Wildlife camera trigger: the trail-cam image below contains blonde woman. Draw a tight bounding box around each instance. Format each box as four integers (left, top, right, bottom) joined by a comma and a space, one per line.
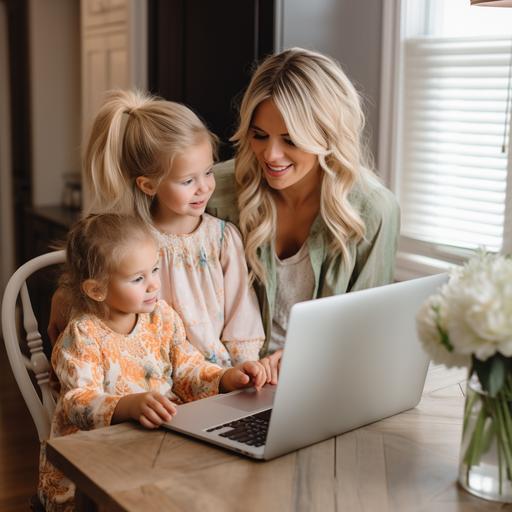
208, 47, 400, 374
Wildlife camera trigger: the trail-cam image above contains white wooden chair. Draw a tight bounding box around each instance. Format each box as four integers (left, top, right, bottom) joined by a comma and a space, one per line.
1, 250, 65, 442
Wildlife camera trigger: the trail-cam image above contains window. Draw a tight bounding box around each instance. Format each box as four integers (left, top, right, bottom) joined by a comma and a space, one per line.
380, 0, 512, 280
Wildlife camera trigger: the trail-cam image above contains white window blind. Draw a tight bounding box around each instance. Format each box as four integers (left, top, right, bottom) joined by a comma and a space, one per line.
400, 36, 512, 253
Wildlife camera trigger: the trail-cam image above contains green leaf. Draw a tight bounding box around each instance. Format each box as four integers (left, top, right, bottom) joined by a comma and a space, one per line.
489, 357, 507, 397
432, 304, 453, 352
473, 356, 491, 392
474, 355, 507, 397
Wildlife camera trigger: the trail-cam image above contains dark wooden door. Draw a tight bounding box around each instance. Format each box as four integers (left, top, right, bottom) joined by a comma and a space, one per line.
148, 0, 275, 160
3, 0, 32, 266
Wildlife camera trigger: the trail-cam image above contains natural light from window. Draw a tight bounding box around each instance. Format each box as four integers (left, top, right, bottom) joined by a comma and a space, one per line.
398, 0, 512, 259
427, 0, 512, 37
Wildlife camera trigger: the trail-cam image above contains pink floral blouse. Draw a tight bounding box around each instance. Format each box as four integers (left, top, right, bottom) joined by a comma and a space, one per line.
38, 300, 224, 512
154, 213, 264, 367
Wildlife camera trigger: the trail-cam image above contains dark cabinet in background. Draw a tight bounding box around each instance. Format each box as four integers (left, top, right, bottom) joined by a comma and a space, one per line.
147, 0, 275, 160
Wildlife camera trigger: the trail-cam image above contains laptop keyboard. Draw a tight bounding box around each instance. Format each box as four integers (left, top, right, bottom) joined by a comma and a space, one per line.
205, 409, 272, 447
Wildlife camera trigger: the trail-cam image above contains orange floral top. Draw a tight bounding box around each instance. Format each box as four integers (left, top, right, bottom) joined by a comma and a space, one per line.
38, 300, 224, 512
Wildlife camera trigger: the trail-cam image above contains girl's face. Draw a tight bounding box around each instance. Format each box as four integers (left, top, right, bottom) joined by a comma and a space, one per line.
143, 138, 215, 233
104, 238, 161, 317
249, 99, 320, 192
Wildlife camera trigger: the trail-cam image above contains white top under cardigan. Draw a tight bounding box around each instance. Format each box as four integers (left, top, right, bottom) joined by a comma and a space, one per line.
269, 242, 315, 353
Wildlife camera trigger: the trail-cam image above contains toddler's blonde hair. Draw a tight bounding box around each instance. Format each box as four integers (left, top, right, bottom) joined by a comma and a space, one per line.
84, 89, 218, 225
62, 213, 156, 318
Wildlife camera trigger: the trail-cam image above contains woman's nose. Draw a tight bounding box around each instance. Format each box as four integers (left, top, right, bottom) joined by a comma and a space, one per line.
263, 138, 284, 161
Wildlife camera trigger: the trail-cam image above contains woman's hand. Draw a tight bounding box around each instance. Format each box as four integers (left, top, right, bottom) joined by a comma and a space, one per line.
259, 349, 283, 385
113, 391, 177, 429
220, 361, 266, 392
47, 287, 72, 346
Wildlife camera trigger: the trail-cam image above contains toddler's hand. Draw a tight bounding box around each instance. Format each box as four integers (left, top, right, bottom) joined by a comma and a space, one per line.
260, 349, 283, 385
220, 361, 266, 393
115, 391, 177, 429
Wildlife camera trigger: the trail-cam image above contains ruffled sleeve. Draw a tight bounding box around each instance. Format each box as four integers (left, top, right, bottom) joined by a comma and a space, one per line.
219, 222, 265, 364
162, 302, 225, 401
52, 320, 123, 430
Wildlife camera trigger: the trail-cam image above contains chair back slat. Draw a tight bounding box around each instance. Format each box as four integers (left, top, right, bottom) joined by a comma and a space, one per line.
20, 282, 55, 415
1, 250, 65, 441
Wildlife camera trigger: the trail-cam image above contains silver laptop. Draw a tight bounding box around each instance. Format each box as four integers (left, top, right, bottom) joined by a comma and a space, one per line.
163, 273, 448, 460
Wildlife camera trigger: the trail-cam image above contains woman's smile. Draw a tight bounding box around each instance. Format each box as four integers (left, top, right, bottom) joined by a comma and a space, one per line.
264, 162, 293, 177
249, 99, 320, 192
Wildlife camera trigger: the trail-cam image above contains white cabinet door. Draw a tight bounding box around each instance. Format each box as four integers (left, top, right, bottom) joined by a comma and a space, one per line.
81, 30, 130, 135
82, 0, 128, 28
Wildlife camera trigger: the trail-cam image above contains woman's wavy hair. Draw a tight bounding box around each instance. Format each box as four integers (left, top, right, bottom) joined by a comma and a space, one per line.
83, 89, 218, 225
231, 47, 376, 284
61, 213, 155, 319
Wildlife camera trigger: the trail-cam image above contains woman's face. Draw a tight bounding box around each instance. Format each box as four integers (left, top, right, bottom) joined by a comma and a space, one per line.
249, 99, 320, 192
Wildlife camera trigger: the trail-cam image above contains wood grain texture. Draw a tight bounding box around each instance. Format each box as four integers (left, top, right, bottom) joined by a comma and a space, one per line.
47, 364, 512, 511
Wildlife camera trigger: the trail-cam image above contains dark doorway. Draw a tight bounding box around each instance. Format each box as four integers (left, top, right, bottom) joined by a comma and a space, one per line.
3, 0, 32, 267
147, 0, 275, 161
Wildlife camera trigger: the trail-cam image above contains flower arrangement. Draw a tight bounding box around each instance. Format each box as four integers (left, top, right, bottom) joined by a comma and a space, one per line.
416, 251, 512, 501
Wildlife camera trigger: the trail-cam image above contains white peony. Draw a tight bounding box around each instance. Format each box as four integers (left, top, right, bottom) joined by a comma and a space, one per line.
416, 294, 470, 368
443, 253, 512, 360
416, 252, 512, 365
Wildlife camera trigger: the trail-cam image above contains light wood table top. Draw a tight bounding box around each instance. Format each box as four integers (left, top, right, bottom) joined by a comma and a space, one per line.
47, 365, 512, 512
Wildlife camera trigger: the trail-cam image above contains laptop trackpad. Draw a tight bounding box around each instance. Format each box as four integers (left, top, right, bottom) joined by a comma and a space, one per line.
215, 385, 276, 412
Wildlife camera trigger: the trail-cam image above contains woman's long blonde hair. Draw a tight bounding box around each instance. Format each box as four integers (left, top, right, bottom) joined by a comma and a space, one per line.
232, 47, 375, 285
84, 89, 217, 224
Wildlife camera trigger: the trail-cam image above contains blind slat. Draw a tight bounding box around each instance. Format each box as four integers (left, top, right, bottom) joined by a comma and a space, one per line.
403, 183, 505, 203
401, 161, 506, 179
402, 174, 506, 192
398, 32, 511, 253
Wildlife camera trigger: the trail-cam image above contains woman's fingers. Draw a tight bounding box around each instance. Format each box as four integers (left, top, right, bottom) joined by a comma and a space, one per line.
268, 350, 282, 384
260, 351, 281, 385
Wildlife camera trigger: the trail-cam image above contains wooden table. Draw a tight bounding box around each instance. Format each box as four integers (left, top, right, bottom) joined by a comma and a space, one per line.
47, 365, 512, 511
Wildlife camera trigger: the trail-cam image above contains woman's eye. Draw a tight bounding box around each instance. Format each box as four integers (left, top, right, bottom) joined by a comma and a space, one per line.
284, 138, 296, 147
252, 132, 267, 140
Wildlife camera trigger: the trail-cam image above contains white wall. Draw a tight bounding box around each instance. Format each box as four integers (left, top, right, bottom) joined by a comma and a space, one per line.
278, 0, 383, 172
29, 0, 81, 207
0, 1, 14, 293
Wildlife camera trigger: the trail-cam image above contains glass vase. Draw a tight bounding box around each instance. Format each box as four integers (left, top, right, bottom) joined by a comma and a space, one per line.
458, 375, 512, 502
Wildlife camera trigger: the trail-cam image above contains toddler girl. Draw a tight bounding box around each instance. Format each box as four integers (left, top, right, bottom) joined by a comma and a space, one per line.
82, 89, 264, 368
39, 213, 266, 512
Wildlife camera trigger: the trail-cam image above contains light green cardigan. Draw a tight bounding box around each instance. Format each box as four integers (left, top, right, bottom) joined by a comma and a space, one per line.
207, 160, 401, 356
